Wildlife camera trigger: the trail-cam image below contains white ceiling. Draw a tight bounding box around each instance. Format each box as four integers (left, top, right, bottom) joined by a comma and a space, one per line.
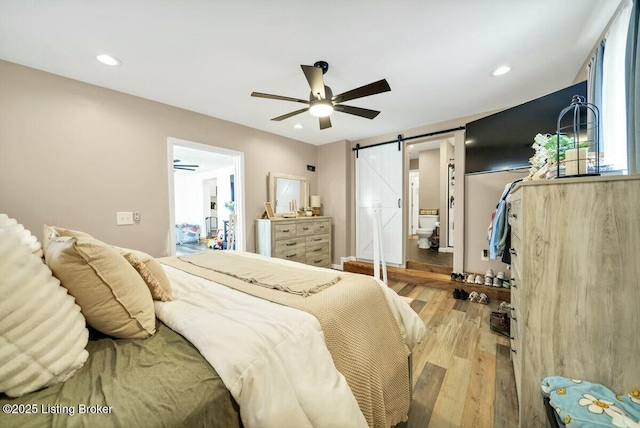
173, 145, 236, 175
0, 1, 622, 146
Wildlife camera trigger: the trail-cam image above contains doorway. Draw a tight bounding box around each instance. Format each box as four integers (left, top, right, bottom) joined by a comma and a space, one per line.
167, 137, 245, 255
406, 139, 453, 268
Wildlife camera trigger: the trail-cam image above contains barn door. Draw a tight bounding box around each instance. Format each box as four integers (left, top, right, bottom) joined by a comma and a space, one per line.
356, 143, 403, 265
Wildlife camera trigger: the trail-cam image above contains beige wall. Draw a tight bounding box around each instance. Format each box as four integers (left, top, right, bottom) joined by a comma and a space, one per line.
463, 169, 528, 276
0, 60, 318, 257
418, 149, 440, 211
317, 140, 351, 266
409, 158, 419, 170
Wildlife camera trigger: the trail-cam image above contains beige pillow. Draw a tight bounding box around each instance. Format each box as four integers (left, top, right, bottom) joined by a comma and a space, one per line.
120, 249, 173, 301
42, 225, 92, 254
45, 236, 156, 339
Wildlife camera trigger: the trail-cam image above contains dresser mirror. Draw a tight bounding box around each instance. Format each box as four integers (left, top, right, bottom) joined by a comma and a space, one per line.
268, 173, 309, 215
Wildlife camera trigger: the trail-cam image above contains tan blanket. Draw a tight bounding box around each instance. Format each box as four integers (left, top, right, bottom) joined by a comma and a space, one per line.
177, 252, 341, 297
160, 253, 410, 428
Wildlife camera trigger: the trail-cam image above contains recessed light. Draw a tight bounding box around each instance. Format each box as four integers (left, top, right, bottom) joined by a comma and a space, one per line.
465, 139, 474, 145
294, 124, 304, 129
96, 54, 121, 66
491, 65, 511, 76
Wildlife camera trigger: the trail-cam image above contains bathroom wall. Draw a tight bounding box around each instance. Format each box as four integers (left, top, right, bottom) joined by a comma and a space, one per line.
418, 149, 440, 210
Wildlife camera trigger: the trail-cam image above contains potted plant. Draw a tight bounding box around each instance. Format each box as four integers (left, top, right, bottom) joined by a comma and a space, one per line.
529, 133, 589, 179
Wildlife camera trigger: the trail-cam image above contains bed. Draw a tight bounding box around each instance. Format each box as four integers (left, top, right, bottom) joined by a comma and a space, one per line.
0, 218, 426, 428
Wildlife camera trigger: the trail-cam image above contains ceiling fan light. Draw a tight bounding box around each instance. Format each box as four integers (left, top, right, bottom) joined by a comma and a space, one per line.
309, 102, 334, 118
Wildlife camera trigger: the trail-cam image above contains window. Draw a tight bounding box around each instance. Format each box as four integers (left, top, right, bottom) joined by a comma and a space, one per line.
600, 0, 633, 174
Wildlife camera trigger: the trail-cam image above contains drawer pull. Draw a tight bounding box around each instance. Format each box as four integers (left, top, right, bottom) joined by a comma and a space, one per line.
286, 253, 297, 258
303, 227, 309, 230
313, 248, 322, 252
511, 283, 518, 289
509, 248, 517, 255
511, 348, 517, 354
282, 229, 290, 233
511, 316, 517, 322
286, 243, 296, 246
511, 213, 518, 219
319, 225, 325, 229
510, 336, 515, 340
313, 238, 322, 242
313, 259, 323, 264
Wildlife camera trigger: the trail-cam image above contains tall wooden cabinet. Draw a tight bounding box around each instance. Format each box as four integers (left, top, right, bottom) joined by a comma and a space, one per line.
505, 175, 640, 427
255, 217, 332, 269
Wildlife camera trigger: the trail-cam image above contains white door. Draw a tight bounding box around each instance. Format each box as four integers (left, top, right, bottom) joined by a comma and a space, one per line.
356, 143, 403, 265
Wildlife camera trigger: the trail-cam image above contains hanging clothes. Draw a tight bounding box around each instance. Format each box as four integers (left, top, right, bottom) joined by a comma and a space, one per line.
489, 178, 522, 260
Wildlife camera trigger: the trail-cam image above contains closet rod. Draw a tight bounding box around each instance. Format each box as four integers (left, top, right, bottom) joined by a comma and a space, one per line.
352, 126, 465, 157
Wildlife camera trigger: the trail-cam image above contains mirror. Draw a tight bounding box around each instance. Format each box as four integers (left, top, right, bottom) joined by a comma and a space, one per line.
268, 173, 309, 215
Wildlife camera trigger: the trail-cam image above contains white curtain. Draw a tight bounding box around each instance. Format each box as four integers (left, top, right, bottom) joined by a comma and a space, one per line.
602, 0, 633, 173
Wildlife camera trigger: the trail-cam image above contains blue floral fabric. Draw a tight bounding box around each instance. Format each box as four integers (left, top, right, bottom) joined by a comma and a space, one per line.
541, 376, 640, 427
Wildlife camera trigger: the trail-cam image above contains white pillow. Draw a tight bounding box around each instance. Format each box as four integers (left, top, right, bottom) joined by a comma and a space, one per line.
0, 215, 89, 397
0, 214, 43, 258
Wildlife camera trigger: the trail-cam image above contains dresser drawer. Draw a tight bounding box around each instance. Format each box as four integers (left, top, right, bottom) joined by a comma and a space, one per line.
508, 197, 522, 240
306, 243, 329, 259
313, 220, 330, 234
306, 234, 330, 246
296, 222, 315, 236
306, 253, 331, 268
274, 223, 297, 240
274, 237, 305, 257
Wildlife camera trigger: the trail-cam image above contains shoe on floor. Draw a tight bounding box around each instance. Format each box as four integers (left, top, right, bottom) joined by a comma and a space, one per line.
453, 288, 461, 299
484, 276, 493, 286
498, 301, 512, 311
475, 275, 484, 285
459, 289, 469, 300
466, 274, 475, 283
478, 293, 489, 304
450, 272, 457, 281
469, 291, 479, 302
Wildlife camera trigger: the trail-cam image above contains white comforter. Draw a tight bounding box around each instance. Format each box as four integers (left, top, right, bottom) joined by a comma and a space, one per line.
155, 252, 426, 428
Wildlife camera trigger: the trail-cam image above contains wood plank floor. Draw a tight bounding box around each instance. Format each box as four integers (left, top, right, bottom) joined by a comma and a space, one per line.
392, 280, 519, 428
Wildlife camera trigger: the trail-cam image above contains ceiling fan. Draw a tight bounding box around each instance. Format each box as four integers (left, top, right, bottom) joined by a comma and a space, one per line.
251, 61, 391, 130
173, 159, 199, 172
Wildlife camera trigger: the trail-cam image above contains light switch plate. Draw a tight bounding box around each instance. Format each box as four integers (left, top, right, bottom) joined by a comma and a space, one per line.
117, 212, 134, 225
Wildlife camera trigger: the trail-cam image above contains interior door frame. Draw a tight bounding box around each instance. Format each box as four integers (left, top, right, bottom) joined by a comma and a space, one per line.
167, 137, 246, 255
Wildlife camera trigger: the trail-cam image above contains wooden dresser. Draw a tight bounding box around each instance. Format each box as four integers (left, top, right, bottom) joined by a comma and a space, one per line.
255, 216, 332, 268
506, 175, 640, 427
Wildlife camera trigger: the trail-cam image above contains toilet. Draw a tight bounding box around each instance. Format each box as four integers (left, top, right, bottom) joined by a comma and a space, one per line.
416, 215, 439, 249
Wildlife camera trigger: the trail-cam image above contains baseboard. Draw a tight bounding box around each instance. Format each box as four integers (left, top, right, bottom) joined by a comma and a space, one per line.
340, 256, 356, 270
438, 247, 454, 253
331, 263, 342, 270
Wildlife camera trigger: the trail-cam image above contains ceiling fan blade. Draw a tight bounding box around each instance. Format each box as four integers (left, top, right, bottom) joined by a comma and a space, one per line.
334, 104, 381, 119
175, 164, 199, 168
301, 65, 326, 100
251, 92, 309, 105
173, 159, 181, 163
332, 79, 391, 104
174, 167, 196, 171
271, 108, 309, 121
319, 116, 332, 130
